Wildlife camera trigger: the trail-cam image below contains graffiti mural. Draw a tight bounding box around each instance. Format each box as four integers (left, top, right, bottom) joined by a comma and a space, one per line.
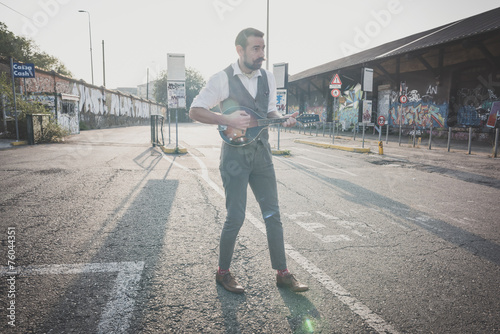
377, 86, 391, 120
306, 105, 326, 122
71, 83, 106, 116
338, 83, 363, 130
389, 102, 448, 128
450, 71, 500, 127
18, 67, 164, 131
454, 85, 498, 127
387, 80, 448, 128
288, 104, 299, 114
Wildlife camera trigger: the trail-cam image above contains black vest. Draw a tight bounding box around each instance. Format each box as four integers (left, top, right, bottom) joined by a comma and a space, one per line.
220, 65, 270, 143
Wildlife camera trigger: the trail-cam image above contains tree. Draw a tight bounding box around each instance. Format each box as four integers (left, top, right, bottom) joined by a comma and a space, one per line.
0, 22, 72, 77
0, 72, 68, 141
154, 67, 206, 121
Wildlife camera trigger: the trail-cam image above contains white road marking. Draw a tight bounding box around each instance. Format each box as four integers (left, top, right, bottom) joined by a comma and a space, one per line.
296, 156, 358, 176
0, 261, 145, 334
316, 211, 340, 220
295, 221, 326, 232
284, 212, 311, 220
292, 147, 354, 161
313, 233, 352, 242
162, 151, 399, 334
285, 159, 347, 175
293, 214, 361, 241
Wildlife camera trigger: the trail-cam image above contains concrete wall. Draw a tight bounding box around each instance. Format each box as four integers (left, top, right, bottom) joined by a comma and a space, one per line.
1, 60, 165, 135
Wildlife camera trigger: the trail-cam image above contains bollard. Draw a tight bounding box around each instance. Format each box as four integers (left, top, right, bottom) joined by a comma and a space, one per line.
277, 123, 281, 151
468, 127, 472, 155
378, 141, 383, 155
398, 122, 402, 146
362, 123, 366, 148
332, 122, 335, 144
447, 127, 452, 152
494, 128, 499, 158
386, 123, 389, 144
413, 125, 416, 147
428, 125, 433, 150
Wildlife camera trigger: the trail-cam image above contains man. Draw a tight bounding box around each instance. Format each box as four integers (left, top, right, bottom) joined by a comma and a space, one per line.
189, 27, 308, 294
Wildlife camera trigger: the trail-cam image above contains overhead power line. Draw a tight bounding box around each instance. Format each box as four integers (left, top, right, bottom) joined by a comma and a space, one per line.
0, 1, 33, 21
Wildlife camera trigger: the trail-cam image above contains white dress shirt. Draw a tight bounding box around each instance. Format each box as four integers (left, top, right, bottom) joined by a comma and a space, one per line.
191, 61, 277, 113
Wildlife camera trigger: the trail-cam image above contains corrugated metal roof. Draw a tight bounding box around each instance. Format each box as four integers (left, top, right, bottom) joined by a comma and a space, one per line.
290, 6, 500, 82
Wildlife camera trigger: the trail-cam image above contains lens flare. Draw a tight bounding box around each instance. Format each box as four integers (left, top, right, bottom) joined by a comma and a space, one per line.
303, 317, 315, 333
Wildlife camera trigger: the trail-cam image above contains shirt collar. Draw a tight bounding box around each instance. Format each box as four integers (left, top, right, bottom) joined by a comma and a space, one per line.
232, 61, 261, 79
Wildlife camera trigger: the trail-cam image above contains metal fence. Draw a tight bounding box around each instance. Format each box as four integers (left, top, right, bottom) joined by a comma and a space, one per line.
150, 114, 164, 147
272, 121, 500, 158
26, 113, 51, 145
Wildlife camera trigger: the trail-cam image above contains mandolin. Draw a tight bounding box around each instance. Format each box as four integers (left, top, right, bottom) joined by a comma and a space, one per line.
218, 106, 319, 146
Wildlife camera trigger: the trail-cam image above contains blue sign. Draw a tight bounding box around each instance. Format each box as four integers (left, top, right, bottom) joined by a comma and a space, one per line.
13, 62, 35, 78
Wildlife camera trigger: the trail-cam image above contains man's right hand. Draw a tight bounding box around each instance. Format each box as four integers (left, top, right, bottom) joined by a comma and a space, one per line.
224, 110, 251, 130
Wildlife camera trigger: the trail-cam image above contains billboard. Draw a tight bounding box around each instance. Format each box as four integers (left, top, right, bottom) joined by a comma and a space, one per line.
13, 63, 35, 78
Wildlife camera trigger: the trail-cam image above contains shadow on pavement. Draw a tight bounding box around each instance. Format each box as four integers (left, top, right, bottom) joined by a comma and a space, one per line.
38, 149, 178, 333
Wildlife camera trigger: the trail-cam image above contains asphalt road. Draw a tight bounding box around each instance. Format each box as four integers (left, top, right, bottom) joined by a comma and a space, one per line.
0, 124, 499, 333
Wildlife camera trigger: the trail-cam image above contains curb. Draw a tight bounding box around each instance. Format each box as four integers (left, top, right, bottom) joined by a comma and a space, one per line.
159, 145, 188, 154
272, 149, 291, 156
11, 141, 28, 147
294, 139, 371, 153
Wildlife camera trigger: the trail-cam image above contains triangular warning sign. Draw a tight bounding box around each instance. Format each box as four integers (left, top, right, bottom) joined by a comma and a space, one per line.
330, 74, 342, 86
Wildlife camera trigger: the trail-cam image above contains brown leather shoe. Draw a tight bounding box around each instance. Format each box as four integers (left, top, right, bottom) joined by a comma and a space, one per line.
216, 272, 244, 294
276, 273, 309, 292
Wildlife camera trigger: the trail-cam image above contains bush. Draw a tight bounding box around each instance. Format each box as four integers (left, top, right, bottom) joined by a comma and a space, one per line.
35, 114, 69, 143
1, 73, 68, 142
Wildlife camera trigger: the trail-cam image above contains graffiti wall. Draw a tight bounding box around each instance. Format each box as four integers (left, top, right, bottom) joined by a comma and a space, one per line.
15, 66, 165, 133
384, 72, 450, 128
451, 71, 500, 127
303, 90, 327, 122
338, 83, 363, 130
306, 105, 326, 122
389, 101, 448, 128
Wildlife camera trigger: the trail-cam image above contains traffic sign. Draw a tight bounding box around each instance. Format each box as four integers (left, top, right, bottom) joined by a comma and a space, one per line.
399, 95, 408, 103
331, 89, 341, 98
329, 73, 342, 89
377, 115, 386, 126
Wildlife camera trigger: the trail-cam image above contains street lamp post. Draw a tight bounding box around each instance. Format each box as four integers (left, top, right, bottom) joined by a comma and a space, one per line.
266, 0, 269, 70
78, 10, 94, 85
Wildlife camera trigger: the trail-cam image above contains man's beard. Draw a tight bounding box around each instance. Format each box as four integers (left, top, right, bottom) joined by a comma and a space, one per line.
244, 57, 265, 71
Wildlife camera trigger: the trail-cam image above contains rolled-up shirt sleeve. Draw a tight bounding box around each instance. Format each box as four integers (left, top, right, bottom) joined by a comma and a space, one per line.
191, 71, 228, 110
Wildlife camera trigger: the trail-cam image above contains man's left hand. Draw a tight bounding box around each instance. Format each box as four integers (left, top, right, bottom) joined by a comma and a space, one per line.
282, 111, 299, 128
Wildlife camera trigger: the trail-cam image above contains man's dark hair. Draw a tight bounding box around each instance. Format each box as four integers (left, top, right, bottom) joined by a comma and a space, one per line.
235, 28, 264, 48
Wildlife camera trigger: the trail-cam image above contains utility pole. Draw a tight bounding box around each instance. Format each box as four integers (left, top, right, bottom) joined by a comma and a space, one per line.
78, 10, 94, 85
102, 40, 106, 87
266, 0, 269, 70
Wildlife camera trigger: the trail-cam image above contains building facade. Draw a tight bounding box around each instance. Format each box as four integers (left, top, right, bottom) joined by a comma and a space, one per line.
287, 7, 500, 141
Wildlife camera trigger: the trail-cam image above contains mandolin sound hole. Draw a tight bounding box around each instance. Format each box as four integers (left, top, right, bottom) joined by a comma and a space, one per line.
233, 137, 248, 144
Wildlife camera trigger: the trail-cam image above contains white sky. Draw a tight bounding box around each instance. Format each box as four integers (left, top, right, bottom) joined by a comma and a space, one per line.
1, 0, 499, 89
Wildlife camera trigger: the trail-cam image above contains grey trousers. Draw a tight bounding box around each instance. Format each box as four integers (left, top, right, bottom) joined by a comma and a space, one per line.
218, 139, 287, 270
